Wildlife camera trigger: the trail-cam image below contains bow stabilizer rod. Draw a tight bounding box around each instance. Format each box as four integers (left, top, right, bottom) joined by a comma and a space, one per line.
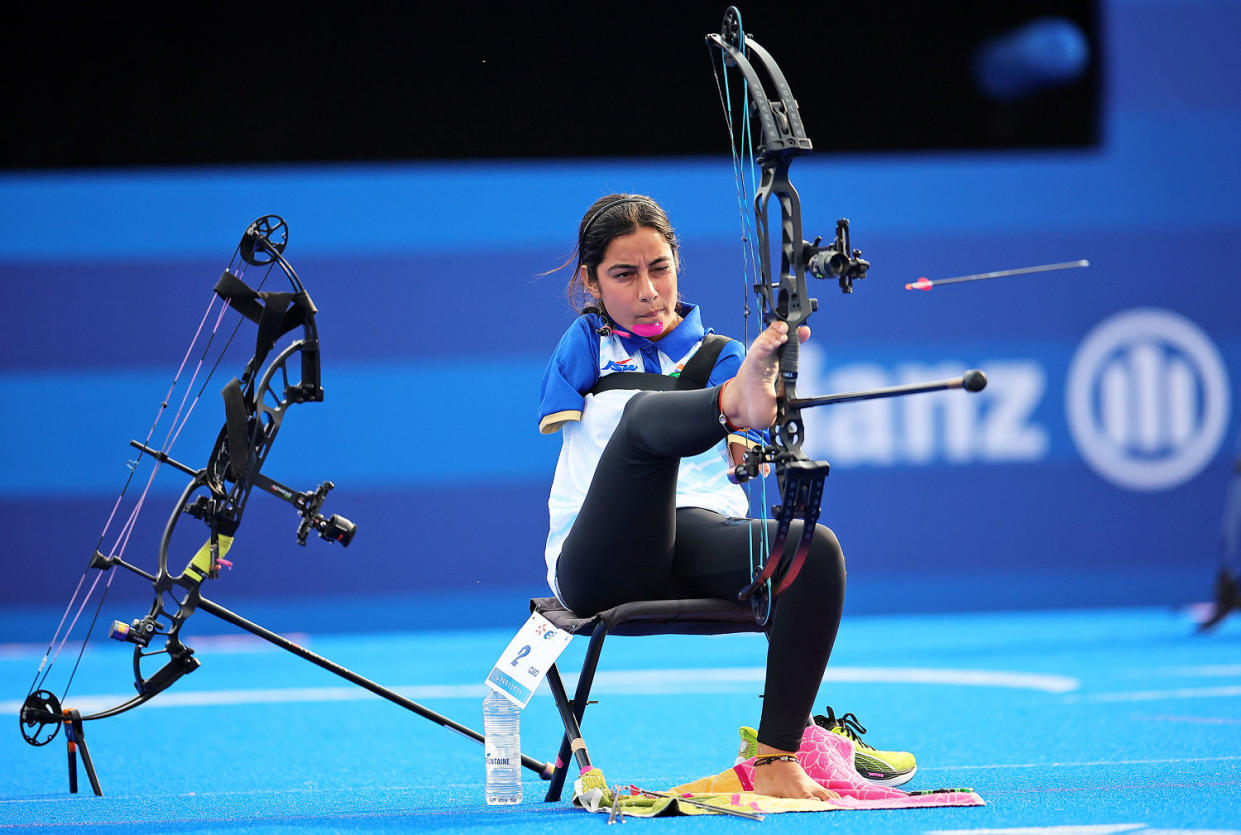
193, 594, 555, 780
793, 369, 987, 409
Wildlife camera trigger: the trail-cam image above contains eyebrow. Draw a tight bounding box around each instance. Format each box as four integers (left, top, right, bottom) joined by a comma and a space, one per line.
606, 255, 673, 274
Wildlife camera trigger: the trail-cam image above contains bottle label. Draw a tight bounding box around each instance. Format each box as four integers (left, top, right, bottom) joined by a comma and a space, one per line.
485, 611, 573, 708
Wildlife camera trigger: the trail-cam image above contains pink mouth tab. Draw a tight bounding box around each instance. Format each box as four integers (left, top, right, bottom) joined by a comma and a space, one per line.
631, 321, 665, 338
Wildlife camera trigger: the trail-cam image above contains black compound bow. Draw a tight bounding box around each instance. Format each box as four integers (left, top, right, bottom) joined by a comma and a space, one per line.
706, 8, 986, 624
19, 215, 356, 749
19, 215, 552, 794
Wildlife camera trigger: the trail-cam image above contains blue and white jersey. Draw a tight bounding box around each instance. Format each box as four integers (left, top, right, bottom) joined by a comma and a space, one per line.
537, 304, 750, 602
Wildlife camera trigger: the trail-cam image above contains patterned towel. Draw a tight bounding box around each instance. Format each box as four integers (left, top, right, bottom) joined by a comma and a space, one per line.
574, 721, 983, 817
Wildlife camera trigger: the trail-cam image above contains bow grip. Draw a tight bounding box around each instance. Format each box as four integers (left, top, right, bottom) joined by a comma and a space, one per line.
778, 329, 799, 388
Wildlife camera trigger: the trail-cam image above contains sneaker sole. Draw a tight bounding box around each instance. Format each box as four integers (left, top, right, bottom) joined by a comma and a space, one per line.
860, 765, 917, 787
736, 757, 919, 788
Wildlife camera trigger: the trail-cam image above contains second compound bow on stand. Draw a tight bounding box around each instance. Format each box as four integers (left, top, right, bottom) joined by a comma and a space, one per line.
18, 215, 553, 795
707, 7, 987, 625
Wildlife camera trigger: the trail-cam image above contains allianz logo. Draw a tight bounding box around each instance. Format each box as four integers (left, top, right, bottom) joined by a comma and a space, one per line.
797, 307, 1231, 492
1066, 308, 1230, 491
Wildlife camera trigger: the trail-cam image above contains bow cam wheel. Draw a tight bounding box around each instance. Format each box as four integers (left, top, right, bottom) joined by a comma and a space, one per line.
240, 215, 289, 266
722, 6, 744, 50
19, 690, 63, 746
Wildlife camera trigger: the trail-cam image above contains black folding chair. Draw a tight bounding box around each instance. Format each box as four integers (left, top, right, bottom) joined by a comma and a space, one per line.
531, 596, 763, 802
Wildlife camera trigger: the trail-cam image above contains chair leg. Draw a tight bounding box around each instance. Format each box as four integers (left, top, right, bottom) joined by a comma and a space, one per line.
543, 664, 584, 802
572, 625, 608, 724
542, 623, 612, 802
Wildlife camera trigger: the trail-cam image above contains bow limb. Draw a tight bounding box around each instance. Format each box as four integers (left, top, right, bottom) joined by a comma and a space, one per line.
706, 11, 813, 164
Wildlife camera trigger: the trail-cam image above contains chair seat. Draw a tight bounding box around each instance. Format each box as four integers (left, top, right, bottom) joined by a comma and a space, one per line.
532, 596, 759, 636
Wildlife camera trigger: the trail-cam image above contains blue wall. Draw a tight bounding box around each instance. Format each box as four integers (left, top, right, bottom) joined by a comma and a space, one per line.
2, 0, 1239, 621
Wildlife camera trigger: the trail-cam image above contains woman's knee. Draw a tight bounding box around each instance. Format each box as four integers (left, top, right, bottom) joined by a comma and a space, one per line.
614, 391, 658, 451
802, 523, 846, 588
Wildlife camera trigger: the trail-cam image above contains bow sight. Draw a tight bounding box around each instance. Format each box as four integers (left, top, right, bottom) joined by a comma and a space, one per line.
807, 219, 870, 293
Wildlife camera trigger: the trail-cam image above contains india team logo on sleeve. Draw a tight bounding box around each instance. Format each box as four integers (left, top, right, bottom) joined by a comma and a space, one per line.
1066, 308, 1231, 491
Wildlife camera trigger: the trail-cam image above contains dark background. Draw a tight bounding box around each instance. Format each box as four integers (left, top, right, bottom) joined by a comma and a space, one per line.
3, 1, 1099, 169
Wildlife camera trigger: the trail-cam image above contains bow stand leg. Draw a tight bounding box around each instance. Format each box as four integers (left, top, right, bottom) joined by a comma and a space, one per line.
63, 708, 103, 796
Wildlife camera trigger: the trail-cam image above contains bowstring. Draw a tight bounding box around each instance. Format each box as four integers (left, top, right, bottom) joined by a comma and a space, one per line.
711, 28, 772, 620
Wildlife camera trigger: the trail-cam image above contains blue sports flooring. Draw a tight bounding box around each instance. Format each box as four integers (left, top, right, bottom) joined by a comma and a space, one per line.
2, 600, 1239, 833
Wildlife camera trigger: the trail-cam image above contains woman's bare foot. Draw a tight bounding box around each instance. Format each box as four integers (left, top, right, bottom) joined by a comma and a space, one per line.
750, 747, 833, 801
720, 322, 811, 430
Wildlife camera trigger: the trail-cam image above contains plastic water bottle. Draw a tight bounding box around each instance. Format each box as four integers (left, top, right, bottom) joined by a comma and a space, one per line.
483, 688, 522, 804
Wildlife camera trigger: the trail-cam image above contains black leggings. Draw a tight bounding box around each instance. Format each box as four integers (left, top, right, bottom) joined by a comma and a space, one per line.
556, 386, 846, 752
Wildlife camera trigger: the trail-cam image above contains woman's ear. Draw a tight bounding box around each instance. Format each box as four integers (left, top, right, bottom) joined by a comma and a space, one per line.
581, 264, 600, 299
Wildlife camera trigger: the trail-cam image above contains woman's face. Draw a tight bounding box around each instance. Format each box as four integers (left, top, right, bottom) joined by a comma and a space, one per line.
583, 226, 681, 341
